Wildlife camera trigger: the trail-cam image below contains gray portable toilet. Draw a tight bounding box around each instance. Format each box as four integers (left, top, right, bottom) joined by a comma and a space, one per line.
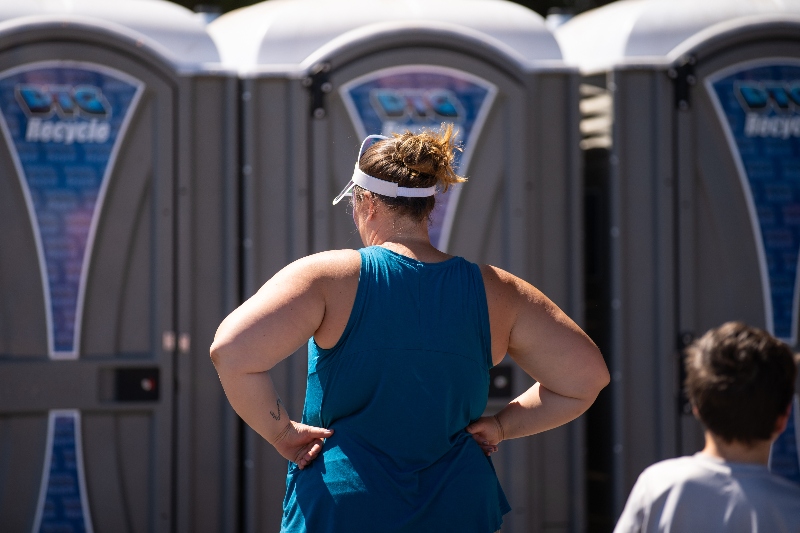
209, 1, 583, 531
556, 0, 800, 528
0, 1, 239, 531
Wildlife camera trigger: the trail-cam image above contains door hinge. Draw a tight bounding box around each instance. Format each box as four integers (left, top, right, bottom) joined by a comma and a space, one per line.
162, 331, 176, 352
178, 333, 191, 355
668, 55, 697, 111
303, 62, 332, 119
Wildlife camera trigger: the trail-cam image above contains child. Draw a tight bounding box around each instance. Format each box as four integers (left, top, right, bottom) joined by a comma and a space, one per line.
614, 321, 800, 532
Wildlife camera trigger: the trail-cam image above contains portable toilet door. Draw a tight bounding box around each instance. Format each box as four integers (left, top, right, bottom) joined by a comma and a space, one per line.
0, 5, 237, 532
672, 15, 800, 485
210, 1, 583, 531
556, 1, 800, 527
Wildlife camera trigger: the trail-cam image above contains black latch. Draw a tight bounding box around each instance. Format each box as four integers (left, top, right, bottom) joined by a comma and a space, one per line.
115, 367, 160, 402
677, 331, 695, 414
303, 62, 332, 119
668, 55, 697, 111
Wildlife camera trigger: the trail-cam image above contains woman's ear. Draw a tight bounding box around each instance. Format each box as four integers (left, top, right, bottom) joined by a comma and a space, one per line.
364, 192, 378, 220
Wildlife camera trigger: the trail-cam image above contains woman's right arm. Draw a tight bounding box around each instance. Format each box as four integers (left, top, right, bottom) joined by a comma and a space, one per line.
210, 250, 359, 468
467, 265, 609, 452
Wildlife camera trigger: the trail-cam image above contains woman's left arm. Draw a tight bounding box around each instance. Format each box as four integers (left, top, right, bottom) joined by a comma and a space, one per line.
467, 266, 609, 455
210, 253, 343, 468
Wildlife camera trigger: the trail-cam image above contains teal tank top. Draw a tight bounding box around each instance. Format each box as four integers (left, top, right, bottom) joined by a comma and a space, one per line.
281, 246, 511, 532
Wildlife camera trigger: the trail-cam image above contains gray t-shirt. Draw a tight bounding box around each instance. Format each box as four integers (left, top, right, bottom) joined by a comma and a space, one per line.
614, 453, 800, 533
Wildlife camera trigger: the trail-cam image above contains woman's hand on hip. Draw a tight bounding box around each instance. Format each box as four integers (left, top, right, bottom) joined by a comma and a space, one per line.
273, 421, 334, 469
466, 415, 504, 456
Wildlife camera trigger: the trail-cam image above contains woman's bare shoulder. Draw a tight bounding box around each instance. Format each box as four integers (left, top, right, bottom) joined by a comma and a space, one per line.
479, 264, 553, 303
478, 264, 555, 332
479, 264, 531, 302
479, 264, 516, 284
283, 249, 361, 281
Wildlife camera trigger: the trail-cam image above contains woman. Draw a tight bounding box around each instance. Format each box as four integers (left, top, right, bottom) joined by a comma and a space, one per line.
210, 125, 609, 532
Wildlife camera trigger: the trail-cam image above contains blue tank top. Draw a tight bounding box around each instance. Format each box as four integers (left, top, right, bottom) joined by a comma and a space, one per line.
281, 246, 511, 532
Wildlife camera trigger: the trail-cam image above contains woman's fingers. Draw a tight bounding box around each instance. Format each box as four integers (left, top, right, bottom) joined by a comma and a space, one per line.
305, 440, 322, 460
274, 421, 333, 469
466, 416, 501, 445
295, 438, 325, 469
467, 417, 502, 456
479, 443, 499, 456
297, 423, 334, 439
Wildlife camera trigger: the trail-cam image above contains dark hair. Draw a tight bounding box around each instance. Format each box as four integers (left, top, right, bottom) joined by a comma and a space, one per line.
684, 321, 796, 444
353, 123, 464, 222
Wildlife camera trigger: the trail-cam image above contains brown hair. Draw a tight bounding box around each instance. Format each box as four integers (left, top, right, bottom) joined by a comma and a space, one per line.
353, 123, 465, 221
684, 321, 796, 444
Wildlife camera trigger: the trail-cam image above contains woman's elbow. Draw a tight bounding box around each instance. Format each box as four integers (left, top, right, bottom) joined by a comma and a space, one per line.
209, 327, 239, 373
595, 365, 611, 395
209, 337, 229, 371
567, 346, 609, 402
210, 323, 275, 376
544, 347, 609, 404
210, 308, 248, 366
587, 348, 610, 397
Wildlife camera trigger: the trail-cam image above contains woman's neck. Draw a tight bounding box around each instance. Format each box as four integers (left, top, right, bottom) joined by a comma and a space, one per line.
379, 240, 451, 263
362, 214, 450, 263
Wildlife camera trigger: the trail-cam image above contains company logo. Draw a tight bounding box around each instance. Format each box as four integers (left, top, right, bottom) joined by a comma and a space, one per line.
370, 88, 464, 122
15, 84, 112, 144
736, 81, 800, 112
735, 81, 800, 139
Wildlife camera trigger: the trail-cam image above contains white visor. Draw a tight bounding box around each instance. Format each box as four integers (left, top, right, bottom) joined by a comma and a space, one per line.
332, 135, 437, 205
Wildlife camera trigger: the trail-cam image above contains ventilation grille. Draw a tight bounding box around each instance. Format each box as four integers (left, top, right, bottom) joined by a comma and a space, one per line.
579, 83, 612, 150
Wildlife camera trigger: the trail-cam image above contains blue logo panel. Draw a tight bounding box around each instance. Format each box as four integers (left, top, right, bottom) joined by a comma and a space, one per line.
340, 66, 496, 251
709, 62, 800, 342
0, 62, 143, 358
32, 411, 93, 533
707, 60, 800, 484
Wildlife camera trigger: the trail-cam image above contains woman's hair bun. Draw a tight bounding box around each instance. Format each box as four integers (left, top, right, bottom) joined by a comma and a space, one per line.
392, 123, 465, 192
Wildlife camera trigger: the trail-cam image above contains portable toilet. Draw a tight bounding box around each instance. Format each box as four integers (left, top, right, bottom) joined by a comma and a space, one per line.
0, 1, 238, 531
556, 0, 800, 527
209, 1, 583, 531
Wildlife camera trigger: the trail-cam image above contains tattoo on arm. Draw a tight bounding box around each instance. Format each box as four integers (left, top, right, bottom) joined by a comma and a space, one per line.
270, 398, 284, 421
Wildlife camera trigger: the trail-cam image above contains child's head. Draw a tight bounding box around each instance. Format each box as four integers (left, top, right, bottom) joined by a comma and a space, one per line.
685, 321, 796, 445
